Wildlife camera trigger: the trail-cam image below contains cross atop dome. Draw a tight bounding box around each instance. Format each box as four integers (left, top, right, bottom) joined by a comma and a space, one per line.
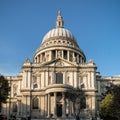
56, 10, 64, 28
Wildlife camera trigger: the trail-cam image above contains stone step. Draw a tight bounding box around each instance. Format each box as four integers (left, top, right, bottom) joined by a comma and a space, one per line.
31, 119, 76, 120
18, 117, 90, 120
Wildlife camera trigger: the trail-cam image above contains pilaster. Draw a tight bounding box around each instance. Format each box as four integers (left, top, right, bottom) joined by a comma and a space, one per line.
47, 94, 50, 118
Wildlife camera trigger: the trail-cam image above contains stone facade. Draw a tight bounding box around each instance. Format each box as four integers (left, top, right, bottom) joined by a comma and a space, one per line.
1, 11, 120, 120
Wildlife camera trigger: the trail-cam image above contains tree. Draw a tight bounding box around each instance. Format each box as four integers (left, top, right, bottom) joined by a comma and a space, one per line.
65, 88, 85, 120
0, 75, 10, 112
100, 85, 120, 120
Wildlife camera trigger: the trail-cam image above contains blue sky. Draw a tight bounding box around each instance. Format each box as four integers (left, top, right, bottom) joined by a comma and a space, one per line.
0, 0, 120, 76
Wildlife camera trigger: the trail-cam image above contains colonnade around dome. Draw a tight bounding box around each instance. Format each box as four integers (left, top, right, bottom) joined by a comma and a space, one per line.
34, 49, 85, 64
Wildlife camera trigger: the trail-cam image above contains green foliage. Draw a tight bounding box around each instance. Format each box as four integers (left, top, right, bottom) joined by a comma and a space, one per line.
100, 85, 120, 119
100, 94, 114, 116
0, 75, 11, 104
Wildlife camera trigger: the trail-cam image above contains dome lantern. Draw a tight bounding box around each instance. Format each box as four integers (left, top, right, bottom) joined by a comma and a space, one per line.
56, 10, 64, 28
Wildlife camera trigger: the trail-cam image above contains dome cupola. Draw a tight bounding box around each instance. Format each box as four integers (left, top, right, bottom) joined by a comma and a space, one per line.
56, 10, 64, 28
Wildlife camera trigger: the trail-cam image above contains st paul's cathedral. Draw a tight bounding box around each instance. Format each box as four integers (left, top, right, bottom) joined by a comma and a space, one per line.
1, 11, 120, 120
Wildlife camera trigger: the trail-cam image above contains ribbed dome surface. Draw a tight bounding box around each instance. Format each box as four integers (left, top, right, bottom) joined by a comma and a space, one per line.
42, 28, 76, 43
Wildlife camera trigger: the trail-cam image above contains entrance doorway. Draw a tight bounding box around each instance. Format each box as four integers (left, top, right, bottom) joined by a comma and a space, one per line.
57, 104, 62, 117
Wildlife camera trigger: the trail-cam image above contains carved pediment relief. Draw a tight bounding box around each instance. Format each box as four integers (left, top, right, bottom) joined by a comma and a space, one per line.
42, 58, 75, 67
55, 61, 64, 66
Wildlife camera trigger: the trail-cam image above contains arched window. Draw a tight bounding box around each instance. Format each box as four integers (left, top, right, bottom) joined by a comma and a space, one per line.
56, 73, 63, 84
32, 97, 39, 109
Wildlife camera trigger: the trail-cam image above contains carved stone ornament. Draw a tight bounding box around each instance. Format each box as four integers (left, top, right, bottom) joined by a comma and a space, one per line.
56, 95, 62, 102
55, 61, 64, 66
13, 84, 18, 97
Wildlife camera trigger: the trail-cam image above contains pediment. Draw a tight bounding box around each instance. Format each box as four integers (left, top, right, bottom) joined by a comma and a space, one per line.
41, 58, 76, 67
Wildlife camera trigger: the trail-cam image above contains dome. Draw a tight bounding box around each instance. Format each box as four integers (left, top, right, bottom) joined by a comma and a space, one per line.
34, 10, 86, 64
41, 10, 78, 47
42, 27, 76, 44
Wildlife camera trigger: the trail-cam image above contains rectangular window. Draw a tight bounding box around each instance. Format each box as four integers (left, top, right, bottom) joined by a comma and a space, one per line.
48, 76, 51, 85
63, 50, 67, 59
56, 73, 63, 84
52, 50, 56, 59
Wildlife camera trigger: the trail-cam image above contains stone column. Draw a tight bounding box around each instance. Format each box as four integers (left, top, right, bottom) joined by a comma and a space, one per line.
77, 54, 79, 63
80, 57, 82, 63
67, 50, 69, 61
56, 50, 57, 58
62, 92, 66, 118
17, 100, 19, 116
38, 55, 40, 63
37, 56, 39, 63
71, 101, 74, 115
62, 50, 63, 58
53, 92, 57, 118
45, 95, 48, 116
35, 57, 37, 63
18, 100, 21, 116
63, 72, 66, 84
47, 94, 50, 118
22, 96, 26, 116
50, 51, 52, 60
68, 100, 72, 117
40, 54, 42, 62
41, 54, 43, 62
25, 95, 28, 119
